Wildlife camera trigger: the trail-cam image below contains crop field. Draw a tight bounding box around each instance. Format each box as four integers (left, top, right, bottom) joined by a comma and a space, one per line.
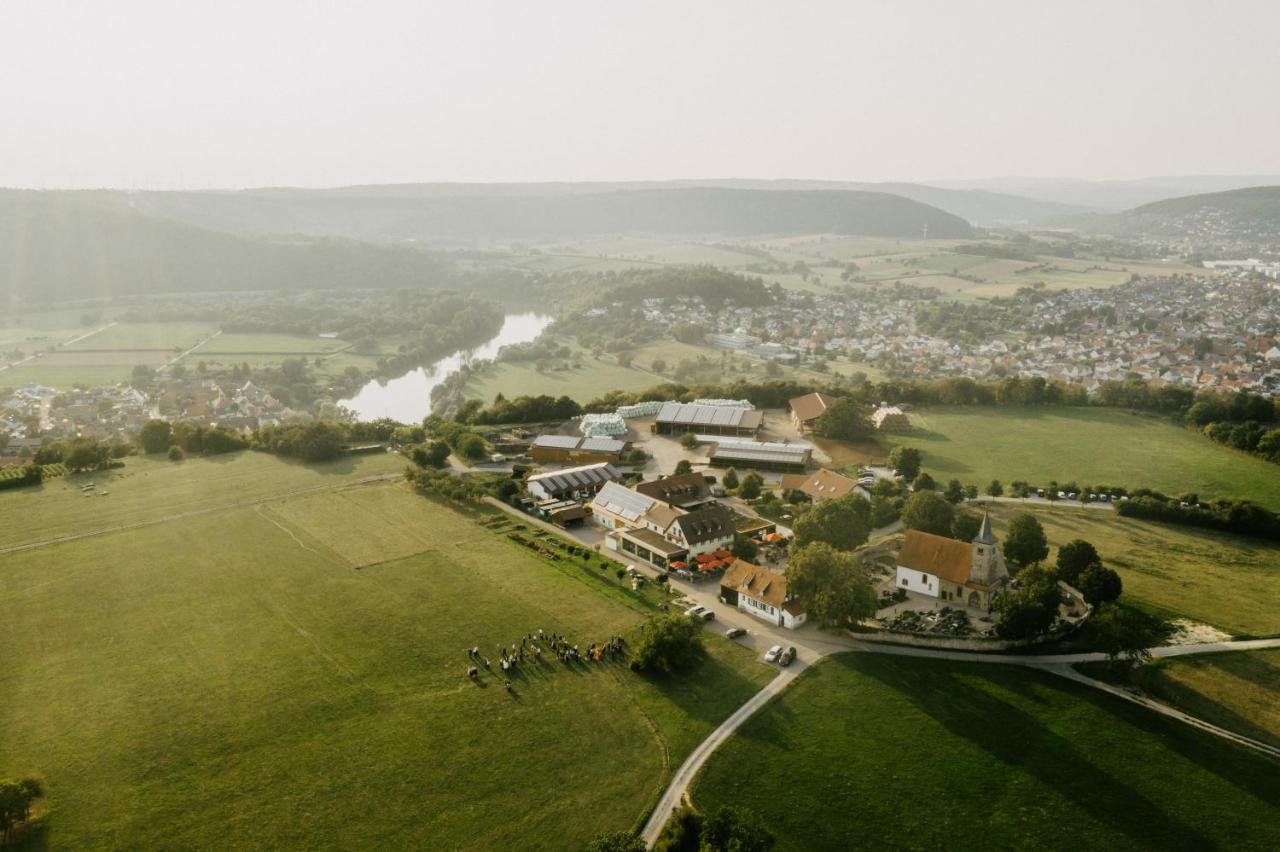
877, 407, 1280, 509
982, 503, 1280, 637
0, 457, 772, 849
692, 654, 1280, 851
1079, 650, 1280, 749
61, 322, 218, 351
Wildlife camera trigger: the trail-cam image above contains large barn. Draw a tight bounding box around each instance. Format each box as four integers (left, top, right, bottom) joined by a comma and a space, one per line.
654, 402, 763, 437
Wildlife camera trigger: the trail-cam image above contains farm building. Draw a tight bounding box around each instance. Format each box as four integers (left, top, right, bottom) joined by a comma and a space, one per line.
871, 404, 912, 432
525, 462, 623, 501
895, 512, 1009, 610
719, 560, 806, 629
634, 472, 715, 509
530, 434, 628, 464
708, 439, 811, 473
591, 480, 737, 569
788, 392, 837, 432
654, 402, 763, 437
778, 468, 868, 502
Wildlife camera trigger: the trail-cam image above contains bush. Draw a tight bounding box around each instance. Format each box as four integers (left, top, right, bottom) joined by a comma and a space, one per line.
167, 445, 185, 462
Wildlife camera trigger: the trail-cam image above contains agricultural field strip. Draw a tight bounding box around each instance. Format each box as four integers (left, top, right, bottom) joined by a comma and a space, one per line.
0, 473, 400, 557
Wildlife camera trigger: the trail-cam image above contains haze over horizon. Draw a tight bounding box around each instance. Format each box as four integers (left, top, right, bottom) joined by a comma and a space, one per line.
3, 0, 1279, 190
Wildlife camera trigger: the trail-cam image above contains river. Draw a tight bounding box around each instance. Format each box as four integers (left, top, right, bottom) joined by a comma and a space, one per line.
338, 312, 552, 423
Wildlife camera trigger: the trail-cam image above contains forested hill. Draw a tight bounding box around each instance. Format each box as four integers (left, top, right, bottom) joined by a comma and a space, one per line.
0, 191, 455, 307
1085, 186, 1280, 241
131, 186, 974, 242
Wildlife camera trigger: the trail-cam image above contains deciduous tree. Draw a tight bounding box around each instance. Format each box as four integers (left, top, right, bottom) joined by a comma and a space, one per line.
792, 493, 872, 551
887, 446, 922, 482
1003, 513, 1049, 571
901, 491, 954, 537
786, 542, 877, 628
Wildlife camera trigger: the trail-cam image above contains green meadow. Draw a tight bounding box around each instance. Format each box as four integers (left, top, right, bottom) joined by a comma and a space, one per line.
1078, 649, 1280, 750
692, 654, 1280, 851
982, 503, 1280, 637
0, 453, 771, 849
881, 406, 1280, 509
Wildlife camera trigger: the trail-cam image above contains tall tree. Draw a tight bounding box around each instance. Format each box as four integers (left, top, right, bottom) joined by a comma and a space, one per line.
630, 612, 705, 674
1077, 563, 1123, 604
813, 397, 872, 441
887, 446, 922, 482
994, 564, 1062, 639
943, 478, 965, 504
138, 419, 173, 454
791, 492, 873, 551
1002, 513, 1049, 571
1055, 539, 1101, 584
1090, 604, 1160, 670
901, 491, 954, 537
786, 543, 877, 629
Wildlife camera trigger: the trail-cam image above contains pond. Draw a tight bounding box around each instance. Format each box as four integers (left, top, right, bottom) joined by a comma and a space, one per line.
338, 312, 552, 423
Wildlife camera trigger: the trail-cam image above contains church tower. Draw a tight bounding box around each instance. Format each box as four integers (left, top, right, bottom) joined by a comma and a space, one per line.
969, 511, 1008, 587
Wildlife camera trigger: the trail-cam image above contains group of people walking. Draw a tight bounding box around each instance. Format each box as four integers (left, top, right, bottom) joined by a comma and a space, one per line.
464, 628, 627, 688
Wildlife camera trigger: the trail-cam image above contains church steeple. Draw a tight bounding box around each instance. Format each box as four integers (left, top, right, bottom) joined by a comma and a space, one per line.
974, 510, 996, 545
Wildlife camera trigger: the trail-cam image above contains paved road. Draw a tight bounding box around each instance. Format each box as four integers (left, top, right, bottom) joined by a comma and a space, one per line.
641, 666, 801, 847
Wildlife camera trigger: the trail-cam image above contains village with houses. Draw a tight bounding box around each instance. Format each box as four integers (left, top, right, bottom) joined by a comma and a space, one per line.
600, 273, 1280, 397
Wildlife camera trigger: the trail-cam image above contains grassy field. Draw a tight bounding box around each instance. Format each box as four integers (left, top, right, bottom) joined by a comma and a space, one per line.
1078, 650, 1280, 750
0, 450, 406, 551
692, 654, 1280, 851
61, 322, 218, 351
877, 407, 1280, 509
460, 336, 884, 405
188, 332, 350, 356
981, 503, 1280, 637
0, 454, 772, 849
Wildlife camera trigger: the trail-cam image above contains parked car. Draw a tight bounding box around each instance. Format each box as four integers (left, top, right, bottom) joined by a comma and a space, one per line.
780, 646, 797, 666
684, 605, 705, 618
726, 627, 746, 639
764, 645, 782, 663
699, 609, 716, 622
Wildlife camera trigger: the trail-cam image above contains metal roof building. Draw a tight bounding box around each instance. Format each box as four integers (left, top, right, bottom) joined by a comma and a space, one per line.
525, 462, 624, 500
654, 402, 763, 436
530, 434, 628, 464
708, 439, 812, 472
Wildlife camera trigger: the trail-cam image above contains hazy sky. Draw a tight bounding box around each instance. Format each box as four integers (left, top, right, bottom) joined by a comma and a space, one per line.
2, 1, 1278, 189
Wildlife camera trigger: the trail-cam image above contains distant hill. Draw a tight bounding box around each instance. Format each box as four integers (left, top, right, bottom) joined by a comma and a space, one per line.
933, 175, 1280, 213
1081, 186, 1280, 244
130, 186, 974, 242
0, 191, 453, 307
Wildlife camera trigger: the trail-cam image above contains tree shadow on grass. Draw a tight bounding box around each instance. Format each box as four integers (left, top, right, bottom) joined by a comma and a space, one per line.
634, 648, 775, 733
853, 655, 1225, 850
1061, 671, 1280, 806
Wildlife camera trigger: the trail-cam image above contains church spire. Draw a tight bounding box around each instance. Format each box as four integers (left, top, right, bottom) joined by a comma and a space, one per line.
974, 510, 996, 545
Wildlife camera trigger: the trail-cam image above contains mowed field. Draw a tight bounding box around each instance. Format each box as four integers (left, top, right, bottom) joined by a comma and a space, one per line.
1080, 650, 1280, 750
692, 654, 1280, 851
982, 503, 1280, 637
0, 454, 772, 849
460, 336, 885, 405
879, 407, 1280, 509
0, 451, 406, 551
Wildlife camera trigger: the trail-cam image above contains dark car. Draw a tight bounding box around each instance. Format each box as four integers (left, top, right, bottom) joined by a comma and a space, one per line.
779, 646, 797, 666
725, 627, 746, 639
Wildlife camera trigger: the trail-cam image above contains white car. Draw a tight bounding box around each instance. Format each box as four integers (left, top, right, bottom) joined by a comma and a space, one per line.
764, 644, 783, 663
685, 605, 706, 618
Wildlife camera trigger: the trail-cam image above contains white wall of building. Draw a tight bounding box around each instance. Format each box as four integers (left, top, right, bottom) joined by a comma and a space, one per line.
896, 566, 939, 598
